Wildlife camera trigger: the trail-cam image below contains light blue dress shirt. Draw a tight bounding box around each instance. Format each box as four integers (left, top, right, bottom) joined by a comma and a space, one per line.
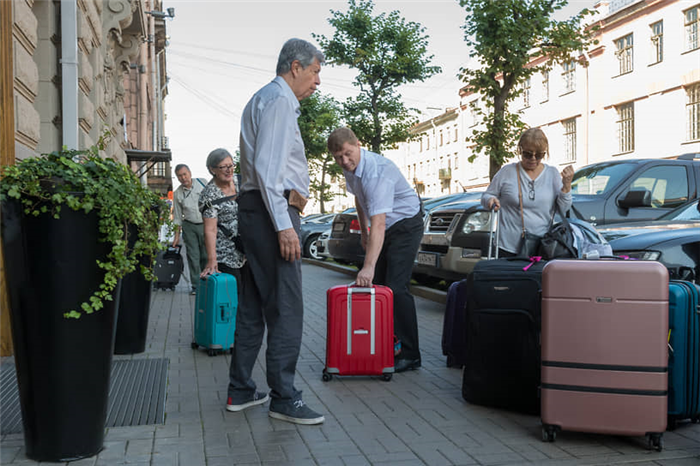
239, 76, 310, 232
344, 148, 420, 230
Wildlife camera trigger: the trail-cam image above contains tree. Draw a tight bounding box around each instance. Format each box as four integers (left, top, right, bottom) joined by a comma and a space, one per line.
459, 0, 597, 179
313, 0, 441, 153
298, 92, 343, 213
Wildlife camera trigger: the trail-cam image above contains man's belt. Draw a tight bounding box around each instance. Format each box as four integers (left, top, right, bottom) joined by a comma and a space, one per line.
284, 189, 308, 212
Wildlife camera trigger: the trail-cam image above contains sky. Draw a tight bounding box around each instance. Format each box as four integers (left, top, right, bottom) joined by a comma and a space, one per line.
163, 0, 593, 182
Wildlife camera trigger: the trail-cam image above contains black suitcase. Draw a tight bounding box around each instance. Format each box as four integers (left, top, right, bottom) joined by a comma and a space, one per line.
442, 279, 468, 368
153, 245, 184, 290
461, 257, 545, 414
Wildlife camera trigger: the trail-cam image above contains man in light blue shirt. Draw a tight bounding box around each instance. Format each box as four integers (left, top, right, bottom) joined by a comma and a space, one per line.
329, 127, 424, 373
231, 38, 325, 425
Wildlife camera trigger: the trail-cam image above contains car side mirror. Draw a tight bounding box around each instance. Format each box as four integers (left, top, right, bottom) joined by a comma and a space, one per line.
617, 188, 652, 209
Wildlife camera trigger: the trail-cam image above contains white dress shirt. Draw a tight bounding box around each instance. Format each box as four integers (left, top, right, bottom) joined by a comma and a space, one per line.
343, 149, 420, 229
239, 76, 310, 232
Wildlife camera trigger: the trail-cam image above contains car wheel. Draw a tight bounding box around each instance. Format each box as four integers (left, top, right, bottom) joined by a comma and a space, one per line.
304, 234, 322, 259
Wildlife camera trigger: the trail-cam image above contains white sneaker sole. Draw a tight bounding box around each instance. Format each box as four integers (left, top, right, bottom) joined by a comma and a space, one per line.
268, 411, 325, 425
226, 393, 269, 412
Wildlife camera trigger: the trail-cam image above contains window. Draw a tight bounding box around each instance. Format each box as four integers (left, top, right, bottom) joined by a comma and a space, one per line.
440, 130, 443, 146
522, 77, 531, 108
650, 21, 663, 64
615, 33, 634, 75
420, 138, 423, 152
153, 162, 166, 177
426, 136, 430, 150
562, 61, 576, 93
616, 102, 635, 153
687, 83, 700, 141
563, 118, 576, 162
685, 5, 699, 52
455, 155, 459, 169
454, 125, 458, 142
542, 71, 549, 102
628, 165, 689, 209
469, 101, 479, 127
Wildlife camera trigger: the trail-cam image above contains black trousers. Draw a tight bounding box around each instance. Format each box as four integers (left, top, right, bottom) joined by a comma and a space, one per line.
228, 191, 303, 403
373, 210, 424, 361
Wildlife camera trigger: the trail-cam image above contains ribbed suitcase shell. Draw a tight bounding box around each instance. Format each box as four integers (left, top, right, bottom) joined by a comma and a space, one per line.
541, 260, 668, 446
325, 285, 394, 378
193, 273, 237, 354
668, 280, 700, 428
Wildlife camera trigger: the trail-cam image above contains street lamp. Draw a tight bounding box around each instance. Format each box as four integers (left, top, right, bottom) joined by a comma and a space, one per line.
146, 8, 175, 19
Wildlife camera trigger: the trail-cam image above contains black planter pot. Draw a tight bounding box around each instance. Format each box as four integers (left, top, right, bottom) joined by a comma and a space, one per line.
114, 224, 153, 354
1, 200, 119, 462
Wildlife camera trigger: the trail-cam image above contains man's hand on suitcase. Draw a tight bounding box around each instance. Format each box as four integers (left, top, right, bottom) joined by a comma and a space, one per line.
356, 266, 374, 287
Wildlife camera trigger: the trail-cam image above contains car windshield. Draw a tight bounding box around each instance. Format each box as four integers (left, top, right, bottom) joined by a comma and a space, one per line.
571, 162, 637, 196
659, 199, 700, 221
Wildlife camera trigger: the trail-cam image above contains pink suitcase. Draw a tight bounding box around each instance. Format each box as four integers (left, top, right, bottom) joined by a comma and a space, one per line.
541, 260, 669, 451
323, 285, 394, 381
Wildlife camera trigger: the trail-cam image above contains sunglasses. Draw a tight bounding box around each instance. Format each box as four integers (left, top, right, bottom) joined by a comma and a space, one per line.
521, 150, 546, 160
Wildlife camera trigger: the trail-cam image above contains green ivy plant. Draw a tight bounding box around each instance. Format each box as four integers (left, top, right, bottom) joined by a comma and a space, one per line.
0, 135, 170, 318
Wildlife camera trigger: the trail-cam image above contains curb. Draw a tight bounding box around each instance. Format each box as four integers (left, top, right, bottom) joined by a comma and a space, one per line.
302, 258, 447, 305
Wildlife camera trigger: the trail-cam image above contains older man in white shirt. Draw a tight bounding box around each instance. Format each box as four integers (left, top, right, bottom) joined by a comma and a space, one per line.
230, 38, 325, 425
329, 127, 424, 373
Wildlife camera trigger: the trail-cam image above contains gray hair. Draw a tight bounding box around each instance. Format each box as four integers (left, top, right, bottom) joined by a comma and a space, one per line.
276, 38, 325, 75
174, 164, 190, 174
206, 148, 233, 175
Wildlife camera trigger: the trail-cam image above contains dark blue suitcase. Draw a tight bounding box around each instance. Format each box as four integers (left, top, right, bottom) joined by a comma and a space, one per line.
442, 279, 468, 368
667, 280, 700, 429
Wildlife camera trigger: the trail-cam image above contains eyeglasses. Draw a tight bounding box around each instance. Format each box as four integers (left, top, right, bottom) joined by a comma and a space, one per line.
215, 164, 234, 172
528, 180, 535, 201
521, 150, 546, 160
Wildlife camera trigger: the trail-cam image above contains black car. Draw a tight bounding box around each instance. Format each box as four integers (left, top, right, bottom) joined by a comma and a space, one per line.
328, 192, 484, 268
597, 198, 700, 282
300, 213, 336, 260
570, 155, 700, 226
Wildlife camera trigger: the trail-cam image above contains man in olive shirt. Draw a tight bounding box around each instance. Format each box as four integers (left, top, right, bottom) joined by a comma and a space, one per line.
172, 164, 207, 295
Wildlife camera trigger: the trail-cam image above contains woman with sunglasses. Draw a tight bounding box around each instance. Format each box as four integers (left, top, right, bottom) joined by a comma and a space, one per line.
199, 148, 247, 279
481, 127, 574, 257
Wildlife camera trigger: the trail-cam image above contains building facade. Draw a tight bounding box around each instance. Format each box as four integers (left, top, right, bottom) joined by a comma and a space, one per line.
0, 0, 172, 355
391, 0, 700, 194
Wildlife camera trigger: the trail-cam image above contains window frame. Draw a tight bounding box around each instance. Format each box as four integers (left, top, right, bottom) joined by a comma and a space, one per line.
563, 118, 577, 163
562, 61, 576, 94
685, 5, 699, 52
687, 82, 700, 142
615, 33, 634, 76
615, 102, 635, 154
650, 20, 663, 65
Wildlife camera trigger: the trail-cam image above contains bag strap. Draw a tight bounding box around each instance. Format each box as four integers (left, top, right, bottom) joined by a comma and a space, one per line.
199, 194, 237, 214
197, 178, 206, 188
516, 164, 526, 237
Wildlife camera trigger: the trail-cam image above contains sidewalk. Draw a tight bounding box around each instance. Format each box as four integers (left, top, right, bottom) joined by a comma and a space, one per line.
1, 261, 699, 465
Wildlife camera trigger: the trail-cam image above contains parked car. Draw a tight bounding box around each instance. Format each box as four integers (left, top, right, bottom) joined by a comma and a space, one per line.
327, 192, 483, 268
570, 154, 700, 226
412, 197, 489, 284
300, 213, 336, 260
314, 228, 333, 260
598, 200, 700, 282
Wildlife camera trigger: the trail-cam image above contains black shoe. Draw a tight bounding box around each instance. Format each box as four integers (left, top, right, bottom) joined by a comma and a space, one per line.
394, 358, 421, 373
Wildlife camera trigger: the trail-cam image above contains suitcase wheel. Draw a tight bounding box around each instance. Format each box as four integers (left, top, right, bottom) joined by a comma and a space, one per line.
382, 373, 392, 382
541, 425, 557, 443
207, 349, 217, 357
190, 342, 198, 350
646, 433, 663, 452
322, 369, 332, 382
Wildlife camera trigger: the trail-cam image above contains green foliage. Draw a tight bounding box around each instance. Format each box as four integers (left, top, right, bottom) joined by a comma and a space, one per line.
299, 92, 343, 212
313, 0, 441, 153
459, 0, 598, 178
0, 134, 169, 318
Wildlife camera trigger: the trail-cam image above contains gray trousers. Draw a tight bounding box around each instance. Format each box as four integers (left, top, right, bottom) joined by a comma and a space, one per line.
181, 220, 207, 289
228, 191, 303, 403
374, 210, 424, 361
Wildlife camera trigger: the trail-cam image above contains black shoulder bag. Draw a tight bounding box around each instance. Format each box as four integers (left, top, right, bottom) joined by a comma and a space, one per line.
199, 194, 244, 253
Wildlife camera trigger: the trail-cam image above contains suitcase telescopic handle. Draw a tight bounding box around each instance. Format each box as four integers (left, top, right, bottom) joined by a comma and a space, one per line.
487, 206, 500, 260
345, 285, 376, 355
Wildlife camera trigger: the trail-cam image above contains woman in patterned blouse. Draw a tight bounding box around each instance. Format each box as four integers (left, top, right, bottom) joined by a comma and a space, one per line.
199, 148, 246, 279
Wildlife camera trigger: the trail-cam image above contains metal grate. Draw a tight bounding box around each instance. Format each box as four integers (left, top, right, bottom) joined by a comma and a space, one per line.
0, 358, 169, 435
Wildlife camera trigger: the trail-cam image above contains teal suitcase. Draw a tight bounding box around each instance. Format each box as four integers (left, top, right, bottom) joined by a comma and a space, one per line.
191, 273, 237, 356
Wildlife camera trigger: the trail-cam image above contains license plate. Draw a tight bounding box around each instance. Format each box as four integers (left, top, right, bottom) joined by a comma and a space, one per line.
417, 252, 438, 267
332, 223, 344, 232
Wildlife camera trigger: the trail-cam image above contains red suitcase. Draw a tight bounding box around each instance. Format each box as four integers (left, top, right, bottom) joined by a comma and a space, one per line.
541, 260, 669, 451
323, 285, 394, 381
